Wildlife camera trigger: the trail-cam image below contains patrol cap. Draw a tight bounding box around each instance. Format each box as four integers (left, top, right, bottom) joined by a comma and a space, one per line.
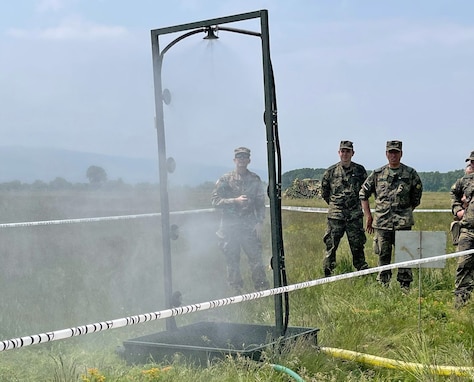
465, 150, 474, 162
234, 147, 251, 158
386, 140, 402, 151
340, 140, 353, 150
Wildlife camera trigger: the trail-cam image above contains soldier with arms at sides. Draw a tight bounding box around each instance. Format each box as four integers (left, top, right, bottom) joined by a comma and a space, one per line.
359, 140, 423, 291
321, 140, 369, 277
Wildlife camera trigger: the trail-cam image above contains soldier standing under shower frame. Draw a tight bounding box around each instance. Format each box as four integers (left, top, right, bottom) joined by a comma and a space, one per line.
211, 147, 270, 293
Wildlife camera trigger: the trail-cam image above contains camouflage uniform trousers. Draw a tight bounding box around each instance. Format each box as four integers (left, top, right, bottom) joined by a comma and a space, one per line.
217, 224, 269, 291
323, 217, 368, 275
454, 229, 474, 306
373, 228, 412, 286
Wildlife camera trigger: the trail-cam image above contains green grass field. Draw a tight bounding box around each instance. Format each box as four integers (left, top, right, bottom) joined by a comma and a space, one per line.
0, 190, 472, 381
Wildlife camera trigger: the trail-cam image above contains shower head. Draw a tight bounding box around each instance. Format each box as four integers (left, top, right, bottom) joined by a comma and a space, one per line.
203, 26, 218, 40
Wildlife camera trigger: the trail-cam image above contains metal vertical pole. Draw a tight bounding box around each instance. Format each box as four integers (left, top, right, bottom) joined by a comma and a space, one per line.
260, 10, 284, 335
150, 32, 176, 331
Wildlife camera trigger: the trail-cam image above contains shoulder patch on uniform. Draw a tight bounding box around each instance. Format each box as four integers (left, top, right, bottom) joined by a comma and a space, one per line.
373, 166, 385, 173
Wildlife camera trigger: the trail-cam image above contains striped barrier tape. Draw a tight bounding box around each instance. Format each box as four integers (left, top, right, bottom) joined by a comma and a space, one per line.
0, 206, 449, 228
0, 248, 471, 352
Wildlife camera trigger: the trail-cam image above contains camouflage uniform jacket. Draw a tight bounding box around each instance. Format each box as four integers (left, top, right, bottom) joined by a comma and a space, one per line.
321, 161, 367, 220
451, 173, 474, 229
211, 169, 265, 228
359, 163, 423, 230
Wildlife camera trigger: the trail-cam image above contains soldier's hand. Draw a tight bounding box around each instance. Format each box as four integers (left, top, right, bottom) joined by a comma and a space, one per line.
365, 215, 374, 234
234, 195, 248, 205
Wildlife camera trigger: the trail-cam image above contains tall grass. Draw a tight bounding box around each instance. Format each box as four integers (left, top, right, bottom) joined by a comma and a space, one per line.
0, 190, 472, 381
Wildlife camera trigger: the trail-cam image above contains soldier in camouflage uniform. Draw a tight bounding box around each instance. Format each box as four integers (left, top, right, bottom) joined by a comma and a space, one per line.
359, 140, 423, 290
450, 150, 474, 308
211, 147, 270, 292
321, 140, 369, 277
449, 164, 473, 247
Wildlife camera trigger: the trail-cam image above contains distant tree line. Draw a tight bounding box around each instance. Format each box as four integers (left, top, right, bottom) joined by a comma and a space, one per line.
0, 165, 159, 192
0, 165, 464, 193
282, 168, 465, 192
0, 178, 159, 192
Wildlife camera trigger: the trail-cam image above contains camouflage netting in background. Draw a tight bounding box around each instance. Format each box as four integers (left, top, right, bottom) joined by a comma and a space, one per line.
283, 178, 322, 199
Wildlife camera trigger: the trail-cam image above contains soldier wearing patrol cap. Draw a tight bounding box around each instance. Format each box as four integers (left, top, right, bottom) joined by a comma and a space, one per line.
359, 140, 423, 291
211, 147, 269, 292
466, 150, 474, 163
450, 150, 474, 308
449, 163, 473, 250
321, 140, 369, 277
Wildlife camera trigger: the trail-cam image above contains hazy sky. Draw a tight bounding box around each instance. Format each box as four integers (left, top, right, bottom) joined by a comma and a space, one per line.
2, 0, 474, 176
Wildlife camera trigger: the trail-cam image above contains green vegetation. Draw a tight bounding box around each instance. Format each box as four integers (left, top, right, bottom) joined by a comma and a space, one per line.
0, 189, 472, 381
282, 168, 465, 192
0, 165, 463, 193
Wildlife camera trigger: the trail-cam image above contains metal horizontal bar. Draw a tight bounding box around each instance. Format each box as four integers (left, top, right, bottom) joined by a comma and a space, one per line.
151, 9, 264, 37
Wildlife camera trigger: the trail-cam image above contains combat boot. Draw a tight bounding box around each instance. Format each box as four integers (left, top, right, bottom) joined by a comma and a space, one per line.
455, 292, 470, 309
400, 281, 410, 294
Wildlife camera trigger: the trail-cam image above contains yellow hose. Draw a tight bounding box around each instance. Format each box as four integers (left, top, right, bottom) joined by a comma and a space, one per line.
320, 346, 474, 377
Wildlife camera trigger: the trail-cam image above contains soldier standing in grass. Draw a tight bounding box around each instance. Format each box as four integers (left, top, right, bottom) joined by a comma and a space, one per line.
450, 163, 473, 248
211, 147, 270, 293
450, 151, 474, 308
359, 140, 423, 291
321, 140, 369, 277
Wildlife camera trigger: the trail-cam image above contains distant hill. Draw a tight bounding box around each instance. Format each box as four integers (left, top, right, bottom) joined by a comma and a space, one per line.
7, 147, 460, 191
0, 146, 156, 184
0, 146, 231, 185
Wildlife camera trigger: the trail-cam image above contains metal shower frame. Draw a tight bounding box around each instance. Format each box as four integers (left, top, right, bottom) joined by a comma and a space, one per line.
150, 9, 285, 335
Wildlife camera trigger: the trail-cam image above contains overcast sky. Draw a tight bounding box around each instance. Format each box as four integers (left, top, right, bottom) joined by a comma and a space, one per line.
1, 0, 474, 176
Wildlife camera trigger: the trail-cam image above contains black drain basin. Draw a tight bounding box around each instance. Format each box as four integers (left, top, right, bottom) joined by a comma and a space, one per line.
122, 321, 319, 365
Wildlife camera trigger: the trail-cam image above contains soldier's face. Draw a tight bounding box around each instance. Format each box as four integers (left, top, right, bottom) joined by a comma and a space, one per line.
386, 150, 402, 167
467, 164, 474, 175
234, 155, 250, 168
338, 148, 354, 165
